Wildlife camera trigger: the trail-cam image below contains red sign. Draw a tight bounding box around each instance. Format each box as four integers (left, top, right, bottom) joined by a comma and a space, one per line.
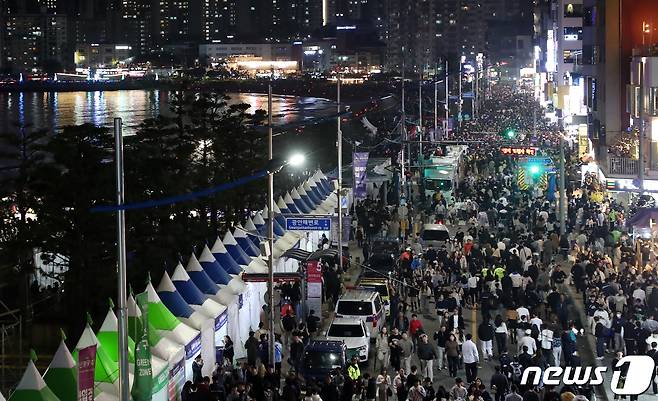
500, 146, 537, 156
77, 345, 97, 401
307, 261, 322, 284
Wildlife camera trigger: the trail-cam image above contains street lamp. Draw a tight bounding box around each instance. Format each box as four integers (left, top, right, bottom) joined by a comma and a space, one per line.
288, 153, 306, 167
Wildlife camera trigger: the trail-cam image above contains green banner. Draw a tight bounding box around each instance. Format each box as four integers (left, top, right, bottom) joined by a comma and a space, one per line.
132, 293, 153, 401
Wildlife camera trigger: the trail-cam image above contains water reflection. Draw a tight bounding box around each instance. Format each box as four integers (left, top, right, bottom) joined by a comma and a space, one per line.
0, 90, 335, 134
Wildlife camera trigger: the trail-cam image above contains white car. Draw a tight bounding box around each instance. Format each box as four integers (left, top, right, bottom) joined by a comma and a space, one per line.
325, 318, 370, 363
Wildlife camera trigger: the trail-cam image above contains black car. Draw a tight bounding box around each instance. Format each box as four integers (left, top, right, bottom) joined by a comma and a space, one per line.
361, 252, 396, 278
370, 238, 400, 255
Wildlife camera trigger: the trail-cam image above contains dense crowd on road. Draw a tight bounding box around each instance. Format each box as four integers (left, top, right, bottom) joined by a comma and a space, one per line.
179, 83, 658, 401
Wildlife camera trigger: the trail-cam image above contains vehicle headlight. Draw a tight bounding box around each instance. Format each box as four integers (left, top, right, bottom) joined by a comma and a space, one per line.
358, 346, 368, 355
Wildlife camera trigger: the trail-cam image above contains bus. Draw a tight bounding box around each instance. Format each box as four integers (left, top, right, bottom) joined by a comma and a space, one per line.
422, 145, 467, 201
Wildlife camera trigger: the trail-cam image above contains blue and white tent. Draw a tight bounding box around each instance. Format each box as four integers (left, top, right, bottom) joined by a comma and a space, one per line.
290, 188, 312, 214
233, 226, 261, 257
222, 231, 252, 266
252, 213, 265, 229
199, 245, 245, 296
157, 272, 209, 331
283, 192, 300, 214
243, 218, 262, 248
172, 263, 225, 319
303, 180, 322, 205
210, 238, 242, 275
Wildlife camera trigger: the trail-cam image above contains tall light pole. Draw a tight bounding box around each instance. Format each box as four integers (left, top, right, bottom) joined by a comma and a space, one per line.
419, 73, 423, 168
267, 79, 275, 364
114, 118, 129, 401
639, 57, 646, 194
337, 75, 344, 273
401, 47, 407, 201
458, 56, 463, 131
434, 79, 438, 140
445, 59, 449, 136
559, 135, 566, 236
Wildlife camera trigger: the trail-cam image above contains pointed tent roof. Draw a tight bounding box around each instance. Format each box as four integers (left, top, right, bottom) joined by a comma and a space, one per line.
307, 176, 328, 199
233, 226, 261, 257
171, 263, 225, 318
43, 340, 76, 401
194, 249, 241, 305
127, 294, 183, 363
73, 324, 118, 385
290, 188, 312, 213
283, 193, 300, 213
245, 217, 258, 232
303, 180, 322, 205
8, 361, 60, 401
253, 213, 265, 227
210, 238, 242, 275
314, 170, 333, 194
0, 392, 5, 401
157, 272, 207, 330
97, 309, 136, 364
243, 218, 262, 248
144, 282, 200, 346
276, 197, 291, 214
222, 230, 252, 266
127, 293, 144, 342
298, 185, 318, 209
189, 249, 226, 292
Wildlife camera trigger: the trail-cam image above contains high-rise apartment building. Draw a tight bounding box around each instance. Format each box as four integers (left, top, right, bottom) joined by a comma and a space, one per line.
0, 12, 68, 72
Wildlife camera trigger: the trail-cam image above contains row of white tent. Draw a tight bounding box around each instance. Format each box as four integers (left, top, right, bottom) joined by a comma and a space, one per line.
5, 170, 338, 401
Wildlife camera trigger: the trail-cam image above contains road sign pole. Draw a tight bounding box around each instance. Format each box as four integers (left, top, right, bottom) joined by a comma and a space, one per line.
559, 135, 566, 236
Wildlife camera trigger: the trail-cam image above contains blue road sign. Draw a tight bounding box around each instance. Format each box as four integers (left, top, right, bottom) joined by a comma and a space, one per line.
285, 217, 331, 231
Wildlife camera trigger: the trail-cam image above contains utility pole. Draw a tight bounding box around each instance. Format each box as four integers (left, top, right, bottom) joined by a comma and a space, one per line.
474, 65, 478, 120
445, 59, 449, 136
559, 135, 566, 236
401, 47, 407, 201
458, 56, 463, 131
639, 58, 646, 194
337, 75, 344, 272
114, 118, 130, 401
266, 78, 275, 365
419, 72, 423, 169
434, 79, 438, 140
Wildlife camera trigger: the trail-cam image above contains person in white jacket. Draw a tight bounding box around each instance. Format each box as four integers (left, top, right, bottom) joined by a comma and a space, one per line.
519, 329, 537, 355
461, 333, 480, 383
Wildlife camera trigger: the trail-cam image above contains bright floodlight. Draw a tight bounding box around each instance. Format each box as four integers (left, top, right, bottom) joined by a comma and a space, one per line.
529, 165, 540, 175
288, 153, 306, 167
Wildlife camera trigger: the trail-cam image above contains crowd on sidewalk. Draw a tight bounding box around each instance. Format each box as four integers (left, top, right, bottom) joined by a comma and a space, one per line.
179, 84, 658, 401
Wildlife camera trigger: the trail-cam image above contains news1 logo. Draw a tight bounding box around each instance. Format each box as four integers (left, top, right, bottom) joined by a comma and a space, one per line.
520, 356, 655, 396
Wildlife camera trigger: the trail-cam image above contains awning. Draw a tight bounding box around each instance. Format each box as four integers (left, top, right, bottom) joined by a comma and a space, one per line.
281, 248, 339, 261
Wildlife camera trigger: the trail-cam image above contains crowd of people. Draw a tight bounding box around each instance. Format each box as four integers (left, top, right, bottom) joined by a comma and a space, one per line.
178, 83, 658, 401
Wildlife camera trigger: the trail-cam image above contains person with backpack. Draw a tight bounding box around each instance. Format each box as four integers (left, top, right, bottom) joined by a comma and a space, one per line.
282, 310, 296, 347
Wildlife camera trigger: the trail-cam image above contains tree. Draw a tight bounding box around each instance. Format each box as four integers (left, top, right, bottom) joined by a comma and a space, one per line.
29, 124, 116, 331
0, 124, 48, 317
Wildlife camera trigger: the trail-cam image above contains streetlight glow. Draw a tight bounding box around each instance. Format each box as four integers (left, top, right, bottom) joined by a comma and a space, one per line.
288, 153, 306, 167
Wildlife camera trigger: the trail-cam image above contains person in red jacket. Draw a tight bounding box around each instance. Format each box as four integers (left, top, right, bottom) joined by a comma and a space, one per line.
409, 314, 424, 347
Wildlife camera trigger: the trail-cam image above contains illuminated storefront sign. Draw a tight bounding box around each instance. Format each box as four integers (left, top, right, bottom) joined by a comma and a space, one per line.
500, 146, 537, 156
